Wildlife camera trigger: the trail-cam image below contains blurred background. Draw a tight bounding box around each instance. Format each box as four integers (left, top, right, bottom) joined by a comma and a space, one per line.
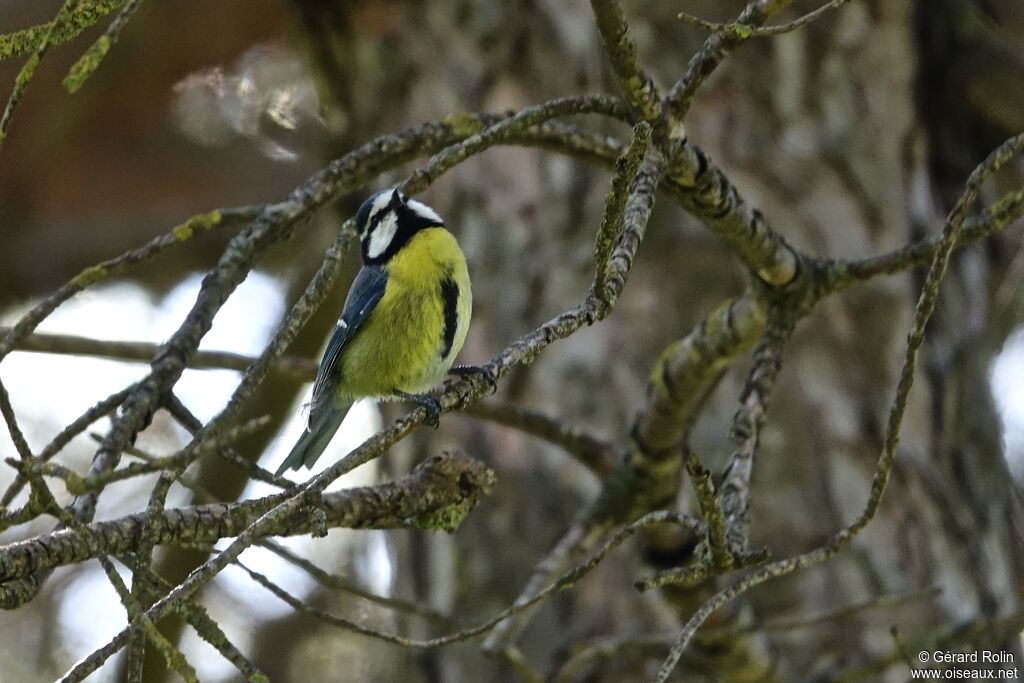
0, 0, 1022, 681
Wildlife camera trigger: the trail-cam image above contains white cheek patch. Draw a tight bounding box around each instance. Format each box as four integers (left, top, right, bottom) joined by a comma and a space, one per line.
366, 211, 398, 259
406, 198, 443, 224
369, 191, 394, 219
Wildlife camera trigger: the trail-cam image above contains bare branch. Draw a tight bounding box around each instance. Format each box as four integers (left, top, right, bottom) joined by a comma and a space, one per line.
0, 208, 255, 364
259, 539, 455, 626
826, 189, 1024, 290
0, 376, 34, 464
2, 328, 318, 381
458, 402, 617, 477
663, 0, 793, 125
678, 0, 852, 38
232, 512, 698, 650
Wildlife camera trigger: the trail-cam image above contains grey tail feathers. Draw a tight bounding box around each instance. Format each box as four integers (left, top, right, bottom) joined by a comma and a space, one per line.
275, 404, 351, 475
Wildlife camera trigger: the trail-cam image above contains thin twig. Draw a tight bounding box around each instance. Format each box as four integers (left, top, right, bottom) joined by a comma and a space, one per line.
678, 0, 852, 38
31, 416, 272, 494
0, 207, 255, 364
827, 189, 1024, 290
663, 0, 793, 125
258, 539, 456, 626
231, 512, 697, 650
0, 0, 78, 148
4, 328, 317, 381
458, 402, 616, 477
97, 556, 198, 683
63, 0, 146, 93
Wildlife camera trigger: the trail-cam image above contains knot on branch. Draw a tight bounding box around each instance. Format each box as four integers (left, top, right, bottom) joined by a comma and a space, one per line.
408, 452, 496, 534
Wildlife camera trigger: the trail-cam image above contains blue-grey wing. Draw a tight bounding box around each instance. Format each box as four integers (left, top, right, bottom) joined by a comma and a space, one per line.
307, 265, 387, 430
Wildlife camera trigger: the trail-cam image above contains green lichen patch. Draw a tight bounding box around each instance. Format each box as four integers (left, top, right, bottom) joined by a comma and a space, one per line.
413, 498, 474, 533
172, 209, 223, 242
71, 264, 109, 288
63, 35, 111, 93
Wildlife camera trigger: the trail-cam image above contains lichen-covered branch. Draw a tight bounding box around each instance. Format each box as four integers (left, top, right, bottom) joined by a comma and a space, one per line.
591, 123, 653, 307
129, 563, 268, 682
97, 555, 199, 683
662, 0, 792, 125
651, 131, 1024, 683
0, 452, 493, 589
0, 0, 127, 60
592, 296, 765, 525
0, 0, 79, 147
0, 207, 253, 363
665, 142, 800, 285
718, 308, 797, 558
62, 0, 146, 93
589, 0, 662, 123
678, 0, 852, 38
514, 121, 803, 286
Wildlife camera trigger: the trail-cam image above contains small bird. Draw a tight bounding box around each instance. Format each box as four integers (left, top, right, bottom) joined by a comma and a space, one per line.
276, 188, 474, 474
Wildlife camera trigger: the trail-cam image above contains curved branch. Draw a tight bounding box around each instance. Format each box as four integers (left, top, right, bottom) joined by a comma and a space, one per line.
458, 402, 617, 477
591, 296, 764, 525
651, 130, 1024, 683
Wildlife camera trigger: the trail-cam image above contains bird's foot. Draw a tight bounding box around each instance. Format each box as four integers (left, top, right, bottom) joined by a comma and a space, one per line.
396, 391, 443, 428
449, 364, 498, 395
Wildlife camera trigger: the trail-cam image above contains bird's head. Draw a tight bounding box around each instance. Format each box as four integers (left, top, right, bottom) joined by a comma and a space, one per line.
354, 188, 445, 265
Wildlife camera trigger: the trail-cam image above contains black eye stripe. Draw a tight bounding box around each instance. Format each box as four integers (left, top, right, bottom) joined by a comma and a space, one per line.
367, 207, 390, 235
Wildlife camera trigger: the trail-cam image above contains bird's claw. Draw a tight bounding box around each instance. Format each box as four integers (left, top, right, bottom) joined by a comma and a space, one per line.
449, 364, 498, 395
399, 392, 442, 428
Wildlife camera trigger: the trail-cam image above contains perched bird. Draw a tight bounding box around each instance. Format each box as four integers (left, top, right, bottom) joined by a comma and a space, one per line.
276, 188, 475, 474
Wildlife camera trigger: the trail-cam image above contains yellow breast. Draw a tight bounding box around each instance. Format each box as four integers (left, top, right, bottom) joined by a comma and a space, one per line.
339, 227, 472, 398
